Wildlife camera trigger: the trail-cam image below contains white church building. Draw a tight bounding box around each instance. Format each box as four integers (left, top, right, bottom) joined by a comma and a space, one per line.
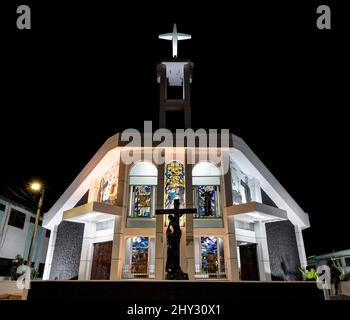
42, 25, 309, 282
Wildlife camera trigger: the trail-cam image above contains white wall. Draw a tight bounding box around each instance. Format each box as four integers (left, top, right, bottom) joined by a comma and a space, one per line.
0, 199, 49, 272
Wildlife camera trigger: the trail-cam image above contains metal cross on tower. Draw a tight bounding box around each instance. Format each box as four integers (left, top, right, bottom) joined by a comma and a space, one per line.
159, 23, 191, 58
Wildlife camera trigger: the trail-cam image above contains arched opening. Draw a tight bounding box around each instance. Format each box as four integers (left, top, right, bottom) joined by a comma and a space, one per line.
128, 162, 158, 218
192, 162, 221, 218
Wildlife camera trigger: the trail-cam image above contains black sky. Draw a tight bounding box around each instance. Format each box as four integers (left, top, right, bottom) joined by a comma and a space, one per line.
1, 1, 349, 256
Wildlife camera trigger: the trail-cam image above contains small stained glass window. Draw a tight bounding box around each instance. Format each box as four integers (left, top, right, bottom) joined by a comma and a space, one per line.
198, 186, 217, 217
201, 237, 219, 274
200, 236, 225, 275
131, 237, 149, 274
132, 186, 152, 218
128, 162, 157, 218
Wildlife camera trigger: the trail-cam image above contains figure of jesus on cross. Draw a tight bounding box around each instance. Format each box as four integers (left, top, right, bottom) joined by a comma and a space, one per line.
156, 199, 197, 280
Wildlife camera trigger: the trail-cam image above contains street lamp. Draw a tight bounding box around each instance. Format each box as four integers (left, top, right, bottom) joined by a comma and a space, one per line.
26, 181, 45, 270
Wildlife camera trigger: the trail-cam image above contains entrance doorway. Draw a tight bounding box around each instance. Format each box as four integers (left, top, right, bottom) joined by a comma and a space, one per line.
90, 241, 113, 280
238, 243, 260, 280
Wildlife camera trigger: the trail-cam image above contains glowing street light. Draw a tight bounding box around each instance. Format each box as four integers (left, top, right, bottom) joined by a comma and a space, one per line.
30, 182, 41, 192
27, 180, 45, 270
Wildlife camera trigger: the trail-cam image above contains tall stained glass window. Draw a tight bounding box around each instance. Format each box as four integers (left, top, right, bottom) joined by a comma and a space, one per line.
164, 161, 185, 209
131, 237, 149, 274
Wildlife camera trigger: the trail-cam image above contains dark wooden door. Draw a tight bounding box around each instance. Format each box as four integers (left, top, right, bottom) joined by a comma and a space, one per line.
90, 241, 113, 280
239, 243, 260, 280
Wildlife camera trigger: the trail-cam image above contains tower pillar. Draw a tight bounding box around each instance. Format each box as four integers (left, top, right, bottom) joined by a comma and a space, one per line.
157, 60, 193, 129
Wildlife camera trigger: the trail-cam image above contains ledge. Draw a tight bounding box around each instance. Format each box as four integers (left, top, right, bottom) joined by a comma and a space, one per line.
63, 202, 123, 223
126, 218, 156, 228
193, 218, 224, 228
224, 202, 287, 223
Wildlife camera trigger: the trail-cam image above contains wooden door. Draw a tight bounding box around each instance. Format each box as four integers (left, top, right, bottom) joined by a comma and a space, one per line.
90, 241, 113, 280
239, 243, 260, 280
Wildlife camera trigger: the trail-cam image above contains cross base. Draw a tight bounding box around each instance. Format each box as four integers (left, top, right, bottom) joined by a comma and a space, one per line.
166, 270, 189, 280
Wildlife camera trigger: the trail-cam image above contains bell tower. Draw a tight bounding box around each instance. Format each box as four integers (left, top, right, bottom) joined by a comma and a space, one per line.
157, 24, 193, 129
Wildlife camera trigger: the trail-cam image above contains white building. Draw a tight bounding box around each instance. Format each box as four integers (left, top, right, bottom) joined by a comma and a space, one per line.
42, 25, 309, 282
308, 250, 350, 274
0, 196, 50, 279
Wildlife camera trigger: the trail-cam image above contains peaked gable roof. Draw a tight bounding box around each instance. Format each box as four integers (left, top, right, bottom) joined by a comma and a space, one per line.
43, 132, 309, 230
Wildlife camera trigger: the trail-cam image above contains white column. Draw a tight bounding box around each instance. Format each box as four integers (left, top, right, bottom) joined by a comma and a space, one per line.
155, 214, 165, 280
253, 179, 262, 203
88, 179, 99, 203
42, 224, 58, 280
185, 215, 195, 280
185, 162, 195, 280
110, 216, 124, 280
78, 222, 94, 280
254, 220, 272, 281
110, 160, 127, 280
224, 216, 239, 281
155, 164, 165, 280
295, 225, 307, 268
158, 63, 167, 128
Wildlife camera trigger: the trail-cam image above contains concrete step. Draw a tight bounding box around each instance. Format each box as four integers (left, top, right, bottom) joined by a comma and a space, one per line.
0, 294, 23, 300
330, 294, 350, 300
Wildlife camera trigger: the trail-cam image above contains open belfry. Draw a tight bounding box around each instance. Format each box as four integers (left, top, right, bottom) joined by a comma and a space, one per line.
42, 24, 310, 283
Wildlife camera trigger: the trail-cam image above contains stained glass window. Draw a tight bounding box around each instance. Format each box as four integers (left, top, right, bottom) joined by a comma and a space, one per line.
200, 237, 225, 275
198, 186, 217, 217
129, 162, 158, 218
164, 161, 185, 209
131, 185, 152, 218
201, 237, 218, 273
192, 162, 221, 218
131, 237, 149, 274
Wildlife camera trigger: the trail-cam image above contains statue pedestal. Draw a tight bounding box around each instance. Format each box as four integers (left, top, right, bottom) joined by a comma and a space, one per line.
166, 270, 189, 280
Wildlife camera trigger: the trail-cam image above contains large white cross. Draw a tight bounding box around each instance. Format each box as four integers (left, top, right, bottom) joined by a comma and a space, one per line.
159, 23, 191, 58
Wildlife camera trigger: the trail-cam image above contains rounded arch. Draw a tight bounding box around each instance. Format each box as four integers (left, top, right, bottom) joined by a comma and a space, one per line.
129, 161, 158, 185
129, 161, 158, 177
192, 161, 221, 218
192, 161, 221, 177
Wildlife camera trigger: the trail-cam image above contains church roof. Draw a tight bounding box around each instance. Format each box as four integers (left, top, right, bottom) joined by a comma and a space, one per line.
43, 132, 309, 230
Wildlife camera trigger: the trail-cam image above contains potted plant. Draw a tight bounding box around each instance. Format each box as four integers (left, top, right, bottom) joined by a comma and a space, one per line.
299, 267, 318, 281
10, 254, 40, 281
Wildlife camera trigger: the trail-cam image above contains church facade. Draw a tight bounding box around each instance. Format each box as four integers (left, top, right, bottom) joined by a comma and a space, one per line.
42, 25, 309, 282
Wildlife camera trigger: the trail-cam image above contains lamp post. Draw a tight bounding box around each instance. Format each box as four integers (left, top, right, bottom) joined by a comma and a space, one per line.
26, 182, 45, 269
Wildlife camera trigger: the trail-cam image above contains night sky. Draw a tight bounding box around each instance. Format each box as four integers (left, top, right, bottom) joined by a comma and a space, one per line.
1, 1, 348, 257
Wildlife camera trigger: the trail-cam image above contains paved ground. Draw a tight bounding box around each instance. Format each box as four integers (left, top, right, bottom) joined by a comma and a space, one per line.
27, 280, 325, 301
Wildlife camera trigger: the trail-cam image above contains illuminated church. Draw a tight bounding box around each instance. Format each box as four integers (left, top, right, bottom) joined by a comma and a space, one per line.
42, 25, 309, 282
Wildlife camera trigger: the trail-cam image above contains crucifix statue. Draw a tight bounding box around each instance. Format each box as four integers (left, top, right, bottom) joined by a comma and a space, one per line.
156, 199, 197, 280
